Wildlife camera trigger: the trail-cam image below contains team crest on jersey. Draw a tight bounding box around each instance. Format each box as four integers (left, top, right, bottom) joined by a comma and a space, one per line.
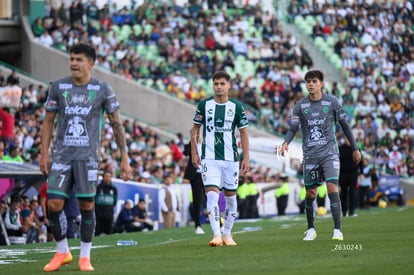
88, 90, 97, 101
322, 106, 329, 113
208, 109, 213, 114
194, 114, 203, 121
47, 100, 58, 108
63, 116, 90, 146
63, 91, 95, 105
303, 109, 309, 114
227, 109, 234, 117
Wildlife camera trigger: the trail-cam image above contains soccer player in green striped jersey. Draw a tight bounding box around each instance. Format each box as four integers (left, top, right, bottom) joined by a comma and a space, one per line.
191, 71, 250, 247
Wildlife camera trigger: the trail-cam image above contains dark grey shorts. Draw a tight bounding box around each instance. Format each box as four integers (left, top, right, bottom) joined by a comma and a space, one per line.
47, 159, 100, 199
303, 154, 340, 189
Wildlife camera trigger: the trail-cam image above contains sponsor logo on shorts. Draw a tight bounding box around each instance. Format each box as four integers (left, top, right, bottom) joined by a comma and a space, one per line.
87, 160, 99, 169
88, 170, 99, 181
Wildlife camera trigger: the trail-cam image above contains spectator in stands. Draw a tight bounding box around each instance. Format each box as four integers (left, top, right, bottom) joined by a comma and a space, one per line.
159, 174, 178, 229
132, 199, 154, 231
2, 144, 23, 163
388, 145, 403, 175
69, 0, 84, 25
113, 199, 140, 233
4, 200, 23, 237
0, 107, 15, 154
32, 17, 44, 37
6, 70, 19, 86
312, 21, 324, 38
39, 30, 54, 47
86, 0, 100, 21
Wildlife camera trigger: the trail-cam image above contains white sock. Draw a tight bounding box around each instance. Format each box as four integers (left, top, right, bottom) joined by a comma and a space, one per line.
56, 238, 69, 254
223, 195, 237, 236
79, 241, 92, 259
206, 191, 221, 237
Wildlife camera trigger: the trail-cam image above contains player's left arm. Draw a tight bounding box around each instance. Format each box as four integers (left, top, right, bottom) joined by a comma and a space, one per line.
107, 111, 131, 181
335, 98, 361, 164
239, 127, 250, 175
237, 102, 250, 174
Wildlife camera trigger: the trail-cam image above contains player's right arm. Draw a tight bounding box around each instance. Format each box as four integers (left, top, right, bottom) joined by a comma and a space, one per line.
191, 101, 204, 169
40, 111, 57, 175
107, 111, 131, 181
277, 104, 300, 156
190, 124, 201, 169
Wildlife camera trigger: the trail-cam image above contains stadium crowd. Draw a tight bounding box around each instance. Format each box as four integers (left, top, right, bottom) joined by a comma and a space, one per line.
29, 0, 413, 177
287, 0, 414, 176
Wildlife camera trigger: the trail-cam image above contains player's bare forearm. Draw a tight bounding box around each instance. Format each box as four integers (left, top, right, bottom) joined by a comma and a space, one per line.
190, 124, 201, 168
40, 112, 56, 155
40, 112, 56, 175
108, 111, 127, 155
240, 128, 250, 173
240, 128, 250, 161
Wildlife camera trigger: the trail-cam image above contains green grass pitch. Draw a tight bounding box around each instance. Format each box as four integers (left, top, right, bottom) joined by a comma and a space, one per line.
1, 206, 413, 274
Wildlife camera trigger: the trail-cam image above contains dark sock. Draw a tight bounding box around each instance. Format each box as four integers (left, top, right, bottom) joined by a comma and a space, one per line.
80, 209, 96, 243
329, 192, 342, 230
305, 198, 315, 229
48, 210, 67, 242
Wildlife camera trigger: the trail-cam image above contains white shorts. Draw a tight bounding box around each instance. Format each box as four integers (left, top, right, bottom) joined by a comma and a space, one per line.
201, 159, 239, 191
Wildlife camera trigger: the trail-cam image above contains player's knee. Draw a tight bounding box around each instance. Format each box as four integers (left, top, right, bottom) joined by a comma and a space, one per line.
306, 189, 317, 199
47, 199, 65, 212
78, 198, 94, 211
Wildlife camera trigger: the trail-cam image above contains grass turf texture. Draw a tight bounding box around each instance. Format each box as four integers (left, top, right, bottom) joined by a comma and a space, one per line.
1, 206, 413, 274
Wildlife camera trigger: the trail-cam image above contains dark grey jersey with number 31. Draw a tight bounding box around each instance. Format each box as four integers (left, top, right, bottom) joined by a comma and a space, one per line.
289, 93, 348, 160
44, 76, 120, 161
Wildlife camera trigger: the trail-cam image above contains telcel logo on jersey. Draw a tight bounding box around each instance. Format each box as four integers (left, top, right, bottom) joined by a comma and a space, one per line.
65, 105, 92, 115
308, 118, 326, 126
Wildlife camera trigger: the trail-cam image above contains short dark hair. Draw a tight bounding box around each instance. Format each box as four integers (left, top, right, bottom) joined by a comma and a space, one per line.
70, 43, 96, 62
304, 70, 324, 82
212, 71, 231, 81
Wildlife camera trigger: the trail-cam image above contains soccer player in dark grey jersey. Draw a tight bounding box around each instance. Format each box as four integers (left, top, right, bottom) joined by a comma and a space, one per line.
278, 70, 361, 241
40, 43, 131, 272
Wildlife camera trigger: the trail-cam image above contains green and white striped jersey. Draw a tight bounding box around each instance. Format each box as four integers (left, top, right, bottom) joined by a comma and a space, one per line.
193, 97, 249, 162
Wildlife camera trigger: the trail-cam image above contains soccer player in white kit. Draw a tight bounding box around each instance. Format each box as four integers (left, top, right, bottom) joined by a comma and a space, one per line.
191, 71, 250, 246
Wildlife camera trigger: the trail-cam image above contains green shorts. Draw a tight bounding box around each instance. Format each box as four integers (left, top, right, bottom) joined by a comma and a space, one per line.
47, 159, 99, 199
303, 155, 339, 189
